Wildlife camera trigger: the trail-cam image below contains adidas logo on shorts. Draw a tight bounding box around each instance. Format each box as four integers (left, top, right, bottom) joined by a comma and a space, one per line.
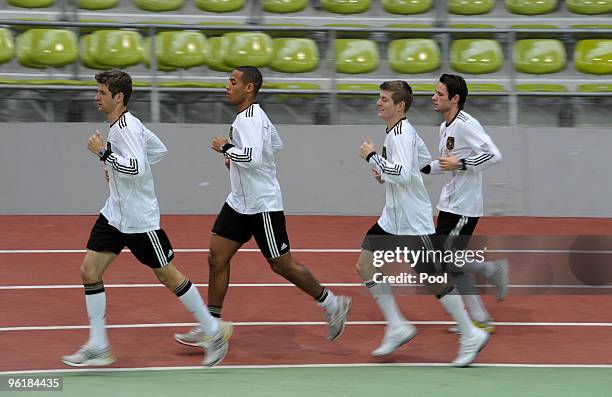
280, 243, 288, 250
168, 249, 174, 257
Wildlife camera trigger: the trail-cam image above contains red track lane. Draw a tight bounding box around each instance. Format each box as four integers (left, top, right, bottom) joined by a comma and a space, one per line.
2, 325, 611, 371
3, 287, 612, 327
2, 216, 612, 249
2, 216, 612, 372
1, 249, 606, 298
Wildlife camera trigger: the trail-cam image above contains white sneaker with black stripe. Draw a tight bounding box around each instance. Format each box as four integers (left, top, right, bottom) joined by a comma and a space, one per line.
61, 345, 115, 367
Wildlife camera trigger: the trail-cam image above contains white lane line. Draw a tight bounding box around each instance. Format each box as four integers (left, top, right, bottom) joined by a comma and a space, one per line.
3, 321, 612, 332
2, 362, 612, 376
1, 248, 611, 254
1, 283, 611, 290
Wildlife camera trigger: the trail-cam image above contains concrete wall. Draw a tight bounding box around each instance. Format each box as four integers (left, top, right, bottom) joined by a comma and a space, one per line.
0, 123, 607, 216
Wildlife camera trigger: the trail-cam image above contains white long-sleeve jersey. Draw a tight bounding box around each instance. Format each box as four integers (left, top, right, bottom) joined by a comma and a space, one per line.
427, 110, 502, 217
100, 111, 167, 233
367, 118, 435, 235
222, 103, 284, 214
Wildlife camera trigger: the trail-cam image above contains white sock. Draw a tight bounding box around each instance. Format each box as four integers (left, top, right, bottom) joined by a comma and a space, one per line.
463, 295, 488, 323
366, 281, 406, 329
439, 290, 476, 338
177, 283, 219, 335
454, 273, 489, 322
85, 290, 108, 349
317, 288, 339, 313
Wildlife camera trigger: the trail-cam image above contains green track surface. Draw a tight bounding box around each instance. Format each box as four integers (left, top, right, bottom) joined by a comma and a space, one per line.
4, 366, 612, 396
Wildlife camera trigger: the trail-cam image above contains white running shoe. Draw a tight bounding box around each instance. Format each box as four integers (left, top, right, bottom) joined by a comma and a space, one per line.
452, 328, 490, 367
201, 321, 233, 367
61, 345, 115, 367
325, 296, 352, 341
490, 259, 509, 301
174, 326, 204, 347
174, 321, 233, 367
372, 324, 417, 357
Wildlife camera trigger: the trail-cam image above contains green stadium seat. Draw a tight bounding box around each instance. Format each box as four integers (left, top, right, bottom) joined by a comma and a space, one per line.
133, 0, 184, 12
270, 38, 319, 73
451, 39, 503, 74
515, 83, 567, 91
206, 36, 233, 71
17, 29, 78, 69
81, 34, 108, 69
0, 29, 15, 65
566, 0, 612, 14
154, 31, 208, 69
195, 0, 245, 12
321, 0, 371, 14
79, 0, 118, 9
222, 32, 273, 68
506, 0, 557, 15
81, 30, 143, 70
335, 39, 379, 73
578, 83, 612, 92
514, 39, 567, 74
382, 0, 432, 14
448, 0, 495, 15
574, 39, 612, 75
142, 37, 177, 71
388, 39, 440, 73
264, 0, 308, 13
8, 0, 54, 7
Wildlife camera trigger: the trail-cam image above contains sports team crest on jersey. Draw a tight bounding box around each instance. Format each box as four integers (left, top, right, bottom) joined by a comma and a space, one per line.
446, 136, 455, 150
382, 146, 387, 159
229, 126, 233, 141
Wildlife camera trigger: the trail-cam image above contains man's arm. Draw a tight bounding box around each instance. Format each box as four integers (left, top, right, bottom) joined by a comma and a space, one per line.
437, 123, 502, 172
87, 129, 146, 178
211, 118, 264, 169
360, 135, 414, 185
144, 127, 168, 165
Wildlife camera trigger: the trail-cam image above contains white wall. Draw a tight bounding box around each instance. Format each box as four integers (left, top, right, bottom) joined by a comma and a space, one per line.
0, 123, 607, 216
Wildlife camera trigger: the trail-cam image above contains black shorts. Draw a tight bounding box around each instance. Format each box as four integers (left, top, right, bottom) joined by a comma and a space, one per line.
360, 222, 441, 274
435, 210, 479, 251
212, 202, 290, 259
86, 214, 175, 268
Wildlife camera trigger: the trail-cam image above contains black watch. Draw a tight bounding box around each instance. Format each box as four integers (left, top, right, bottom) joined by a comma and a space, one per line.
97, 148, 106, 159
459, 159, 467, 170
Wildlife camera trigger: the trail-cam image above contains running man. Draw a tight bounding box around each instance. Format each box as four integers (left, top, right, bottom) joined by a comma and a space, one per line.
174, 66, 351, 346
356, 80, 489, 367
62, 70, 231, 368
422, 74, 508, 334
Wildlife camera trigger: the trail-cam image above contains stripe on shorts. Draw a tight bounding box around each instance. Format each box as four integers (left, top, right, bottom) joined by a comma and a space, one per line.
262, 212, 280, 258
147, 231, 168, 267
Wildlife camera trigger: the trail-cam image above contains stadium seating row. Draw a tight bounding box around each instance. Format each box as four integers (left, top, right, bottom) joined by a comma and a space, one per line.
5, 0, 612, 15
1, 28, 610, 77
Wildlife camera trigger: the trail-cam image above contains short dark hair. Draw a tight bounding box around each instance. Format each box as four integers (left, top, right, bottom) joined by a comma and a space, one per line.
234, 66, 263, 95
379, 80, 413, 112
439, 74, 468, 110
95, 69, 132, 106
